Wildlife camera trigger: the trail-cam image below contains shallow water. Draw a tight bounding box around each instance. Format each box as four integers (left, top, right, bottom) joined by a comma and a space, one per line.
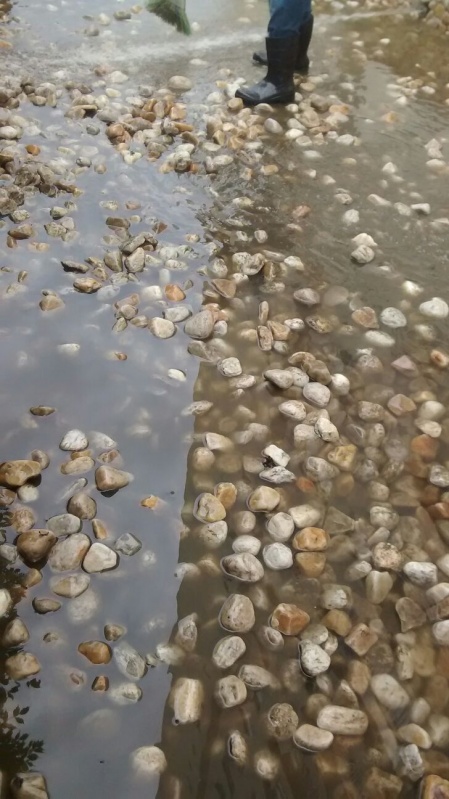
1, 0, 449, 797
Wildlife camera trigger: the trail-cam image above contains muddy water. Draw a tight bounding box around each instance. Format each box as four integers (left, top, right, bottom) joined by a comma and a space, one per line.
1, 1, 449, 798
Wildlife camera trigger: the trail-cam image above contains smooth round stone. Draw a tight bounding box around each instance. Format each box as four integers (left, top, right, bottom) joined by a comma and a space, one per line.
168, 75, 192, 91
419, 297, 449, 319
432, 621, 449, 646
419, 400, 445, 421
263, 543, 293, 570
219, 594, 255, 633
293, 527, 328, 552
278, 400, 307, 421
214, 675, 247, 708
365, 330, 395, 347
258, 625, 284, 652
46, 514, 82, 536
59, 429, 89, 451
148, 317, 176, 338
33, 597, 61, 614
264, 369, 293, 389
247, 486, 280, 513
17, 529, 56, 563
198, 521, 228, 549
1, 618, 29, 647
289, 504, 322, 528
67, 492, 97, 520
302, 382, 330, 408
50, 574, 90, 598
265, 703, 299, 740
398, 724, 432, 749
380, 307, 407, 328
232, 536, 261, 556
95, 466, 130, 492
233, 511, 256, 534
366, 570, 394, 604
299, 641, 331, 676
194, 493, 226, 522
317, 705, 369, 735
415, 420, 441, 438
330, 374, 350, 396
218, 358, 242, 377
184, 310, 214, 339
221, 553, 264, 582
212, 636, 246, 669
266, 512, 294, 542
293, 724, 334, 751
370, 674, 410, 710
48, 534, 91, 571
131, 746, 167, 777
83, 543, 118, 573
109, 683, 142, 705
78, 640, 112, 664
315, 417, 339, 443
264, 117, 283, 134
403, 561, 437, 588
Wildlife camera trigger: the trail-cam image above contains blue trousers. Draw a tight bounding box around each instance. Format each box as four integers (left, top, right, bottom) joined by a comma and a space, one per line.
268, 0, 312, 38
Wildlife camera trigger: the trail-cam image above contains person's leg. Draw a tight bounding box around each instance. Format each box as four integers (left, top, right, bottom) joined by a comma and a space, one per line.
268, 0, 310, 38
253, 0, 313, 72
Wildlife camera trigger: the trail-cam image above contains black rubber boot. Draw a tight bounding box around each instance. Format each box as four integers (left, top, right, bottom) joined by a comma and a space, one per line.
253, 15, 314, 74
236, 35, 296, 107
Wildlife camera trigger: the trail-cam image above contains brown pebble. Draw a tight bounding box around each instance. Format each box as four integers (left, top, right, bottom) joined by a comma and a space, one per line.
78, 641, 112, 665
322, 610, 352, 637
165, 284, 186, 302
411, 435, 439, 461
92, 675, 109, 691
271, 603, 310, 636
295, 552, 327, 577
26, 144, 41, 155
422, 775, 449, 799
292, 527, 329, 551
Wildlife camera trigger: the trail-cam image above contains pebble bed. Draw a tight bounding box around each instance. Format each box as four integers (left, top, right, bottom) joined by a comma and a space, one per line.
1, 11, 449, 799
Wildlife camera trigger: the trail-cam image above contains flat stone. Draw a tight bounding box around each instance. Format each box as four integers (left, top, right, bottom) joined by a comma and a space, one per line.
115, 533, 141, 556
305, 457, 339, 482
48, 533, 91, 571
238, 664, 279, 690
168, 75, 192, 91
221, 552, 264, 582
370, 674, 410, 710
380, 307, 407, 328
83, 542, 118, 573
0, 460, 41, 488
396, 597, 426, 632
59, 429, 89, 451
95, 466, 130, 492
294, 724, 334, 752
352, 306, 379, 328
317, 705, 368, 735
184, 310, 215, 339
302, 382, 331, 408
46, 514, 82, 535
387, 394, 417, 416
114, 641, 146, 679
51, 574, 90, 598
264, 369, 294, 390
